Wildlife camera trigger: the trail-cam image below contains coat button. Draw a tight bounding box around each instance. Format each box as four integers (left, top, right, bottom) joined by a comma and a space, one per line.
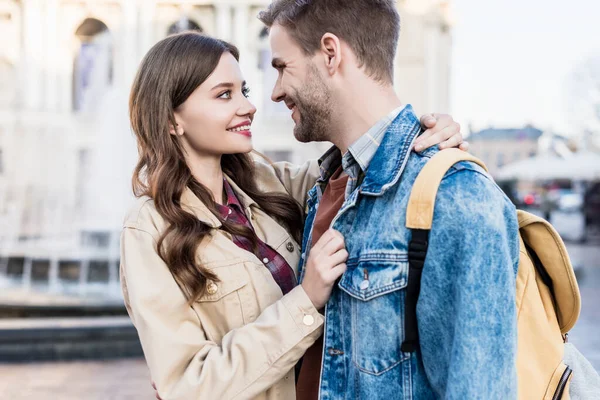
359, 280, 370, 290
286, 242, 294, 252
207, 282, 218, 295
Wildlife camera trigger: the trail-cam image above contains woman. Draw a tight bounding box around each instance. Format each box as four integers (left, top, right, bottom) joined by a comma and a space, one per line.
121, 32, 466, 400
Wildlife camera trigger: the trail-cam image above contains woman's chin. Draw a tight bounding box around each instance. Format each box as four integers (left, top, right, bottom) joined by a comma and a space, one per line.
225, 142, 254, 155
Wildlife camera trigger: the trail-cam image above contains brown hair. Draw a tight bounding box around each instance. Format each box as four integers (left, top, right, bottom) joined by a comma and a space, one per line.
258, 0, 400, 83
129, 32, 303, 303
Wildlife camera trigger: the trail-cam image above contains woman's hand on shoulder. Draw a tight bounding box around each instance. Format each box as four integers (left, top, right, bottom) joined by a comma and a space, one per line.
415, 113, 469, 153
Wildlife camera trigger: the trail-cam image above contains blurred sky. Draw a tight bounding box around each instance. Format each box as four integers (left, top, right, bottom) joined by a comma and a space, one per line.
450, 0, 600, 136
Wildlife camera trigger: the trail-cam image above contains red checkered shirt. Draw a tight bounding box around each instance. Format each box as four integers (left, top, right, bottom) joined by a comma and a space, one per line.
216, 179, 297, 295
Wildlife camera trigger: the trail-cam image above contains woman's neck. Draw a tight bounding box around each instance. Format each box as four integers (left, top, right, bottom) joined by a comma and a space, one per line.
187, 153, 225, 204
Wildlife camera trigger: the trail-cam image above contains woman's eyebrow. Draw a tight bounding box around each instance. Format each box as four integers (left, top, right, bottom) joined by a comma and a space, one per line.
211, 81, 246, 90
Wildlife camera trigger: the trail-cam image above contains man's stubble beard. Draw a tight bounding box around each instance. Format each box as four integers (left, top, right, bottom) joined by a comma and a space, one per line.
291, 64, 334, 143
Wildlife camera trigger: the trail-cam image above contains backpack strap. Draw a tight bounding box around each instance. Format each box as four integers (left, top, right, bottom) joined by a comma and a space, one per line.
401, 149, 488, 352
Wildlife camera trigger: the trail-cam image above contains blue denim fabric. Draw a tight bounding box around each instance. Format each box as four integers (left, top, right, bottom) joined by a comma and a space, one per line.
298, 105, 520, 399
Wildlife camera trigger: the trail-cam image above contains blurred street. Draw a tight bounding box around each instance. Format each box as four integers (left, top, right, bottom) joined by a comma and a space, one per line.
565, 242, 600, 371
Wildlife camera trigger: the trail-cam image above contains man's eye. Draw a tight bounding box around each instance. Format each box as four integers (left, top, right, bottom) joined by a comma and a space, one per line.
218, 91, 232, 99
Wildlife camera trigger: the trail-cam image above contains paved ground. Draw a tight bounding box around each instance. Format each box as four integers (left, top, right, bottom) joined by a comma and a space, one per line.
564, 242, 600, 371
0, 359, 153, 400
0, 243, 598, 399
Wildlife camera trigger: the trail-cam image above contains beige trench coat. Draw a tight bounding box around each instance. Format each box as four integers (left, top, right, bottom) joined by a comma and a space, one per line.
120, 159, 322, 400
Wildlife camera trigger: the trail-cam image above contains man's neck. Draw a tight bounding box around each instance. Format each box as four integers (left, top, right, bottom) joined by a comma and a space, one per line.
329, 82, 403, 154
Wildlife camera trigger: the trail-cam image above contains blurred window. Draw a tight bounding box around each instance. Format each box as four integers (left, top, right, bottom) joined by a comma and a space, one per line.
59, 260, 81, 282
6, 257, 24, 277
73, 18, 113, 112
89, 260, 110, 282
167, 17, 202, 35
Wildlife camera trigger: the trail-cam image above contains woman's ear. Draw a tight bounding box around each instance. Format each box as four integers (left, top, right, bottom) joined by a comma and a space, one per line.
169, 115, 185, 136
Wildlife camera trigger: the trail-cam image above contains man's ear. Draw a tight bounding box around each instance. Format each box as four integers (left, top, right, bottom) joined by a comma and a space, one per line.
320, 33, 342, 76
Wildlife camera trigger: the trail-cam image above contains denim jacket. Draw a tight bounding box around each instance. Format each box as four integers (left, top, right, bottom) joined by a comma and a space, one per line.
298, 106, 520, 399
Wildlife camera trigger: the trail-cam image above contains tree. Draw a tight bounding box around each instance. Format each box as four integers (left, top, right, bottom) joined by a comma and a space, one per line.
565, 54, 600, 150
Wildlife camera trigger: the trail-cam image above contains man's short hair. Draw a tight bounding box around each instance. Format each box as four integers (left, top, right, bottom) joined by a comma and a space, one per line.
258, 0, 400, 83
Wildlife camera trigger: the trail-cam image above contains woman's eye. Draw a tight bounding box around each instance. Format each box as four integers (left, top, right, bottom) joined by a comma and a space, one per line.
242, 87, 251, 98
218, 91, 232, 99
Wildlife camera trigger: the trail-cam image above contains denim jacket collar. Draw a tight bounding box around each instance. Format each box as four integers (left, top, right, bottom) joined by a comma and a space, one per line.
360, 104, 422, 196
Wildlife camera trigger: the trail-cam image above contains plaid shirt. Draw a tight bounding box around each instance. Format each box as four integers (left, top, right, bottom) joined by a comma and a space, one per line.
314, 105, 406, 200
216, 179, 296, 295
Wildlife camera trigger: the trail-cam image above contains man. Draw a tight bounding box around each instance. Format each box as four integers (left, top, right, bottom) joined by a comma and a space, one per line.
259, 1, 520, 399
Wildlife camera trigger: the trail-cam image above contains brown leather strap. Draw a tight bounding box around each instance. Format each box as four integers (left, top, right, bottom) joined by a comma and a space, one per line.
406, 149, 488, 230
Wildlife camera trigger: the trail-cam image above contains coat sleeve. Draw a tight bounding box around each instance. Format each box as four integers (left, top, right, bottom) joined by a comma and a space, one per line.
120, 227, 324, 400
254, 158, 320, 206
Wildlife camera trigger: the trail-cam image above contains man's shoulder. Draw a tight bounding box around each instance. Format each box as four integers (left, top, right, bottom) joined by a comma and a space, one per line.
411, 148, 498, 189
408, 148, 513, 215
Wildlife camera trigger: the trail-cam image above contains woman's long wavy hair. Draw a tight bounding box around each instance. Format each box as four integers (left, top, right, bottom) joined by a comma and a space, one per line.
129, 32, 303, 303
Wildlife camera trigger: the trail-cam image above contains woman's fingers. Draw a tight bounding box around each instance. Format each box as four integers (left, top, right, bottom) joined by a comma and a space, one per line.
438, 130, 464, 150
328, 263, 348, 281
320, 233, 346, 257
415, 123, 461, 152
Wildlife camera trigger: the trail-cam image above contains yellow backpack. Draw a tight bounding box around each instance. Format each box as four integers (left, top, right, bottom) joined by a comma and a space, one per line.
401, 149, 581, 399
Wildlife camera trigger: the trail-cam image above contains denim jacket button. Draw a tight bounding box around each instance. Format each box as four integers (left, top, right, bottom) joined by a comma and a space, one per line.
286, 242, 294, 252
359, 280, 370, 290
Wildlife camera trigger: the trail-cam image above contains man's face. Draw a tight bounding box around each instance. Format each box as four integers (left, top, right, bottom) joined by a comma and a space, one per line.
269, 24, 333, 143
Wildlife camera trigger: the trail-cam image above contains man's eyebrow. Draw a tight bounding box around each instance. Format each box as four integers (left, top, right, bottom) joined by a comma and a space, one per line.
271, 58, 286, 69
211, 81, 246, 90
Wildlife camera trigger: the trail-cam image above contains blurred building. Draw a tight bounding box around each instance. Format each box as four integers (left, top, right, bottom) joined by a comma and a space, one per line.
468, 125, 543, 176
0, 0, 452, 279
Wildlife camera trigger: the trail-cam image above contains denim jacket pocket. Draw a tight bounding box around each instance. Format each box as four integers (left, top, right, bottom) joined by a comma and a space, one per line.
338, 257, 410, 376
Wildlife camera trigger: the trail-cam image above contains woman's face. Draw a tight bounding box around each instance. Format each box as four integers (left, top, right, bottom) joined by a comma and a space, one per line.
173, 52, 257, 158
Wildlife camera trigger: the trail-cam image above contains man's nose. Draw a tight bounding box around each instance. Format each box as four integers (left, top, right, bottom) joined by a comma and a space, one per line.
271, 79, 285, 103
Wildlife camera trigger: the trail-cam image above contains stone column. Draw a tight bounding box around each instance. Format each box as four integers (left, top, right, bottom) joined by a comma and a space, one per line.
48, 258, 59, 292
139, 1, 157, 57
22, 258, 33, 289
121, 0, 138, 87
215, 3, 232, 42
44, 0, 59, 111
21, 0, 44, 110
233, 4, 255, 82
233, 4, 249, 51
78, 259, 90, 295
424, 11, 451, 113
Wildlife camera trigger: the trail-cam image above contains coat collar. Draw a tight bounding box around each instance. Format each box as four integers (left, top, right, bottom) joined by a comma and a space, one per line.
179, 175, 258, 228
